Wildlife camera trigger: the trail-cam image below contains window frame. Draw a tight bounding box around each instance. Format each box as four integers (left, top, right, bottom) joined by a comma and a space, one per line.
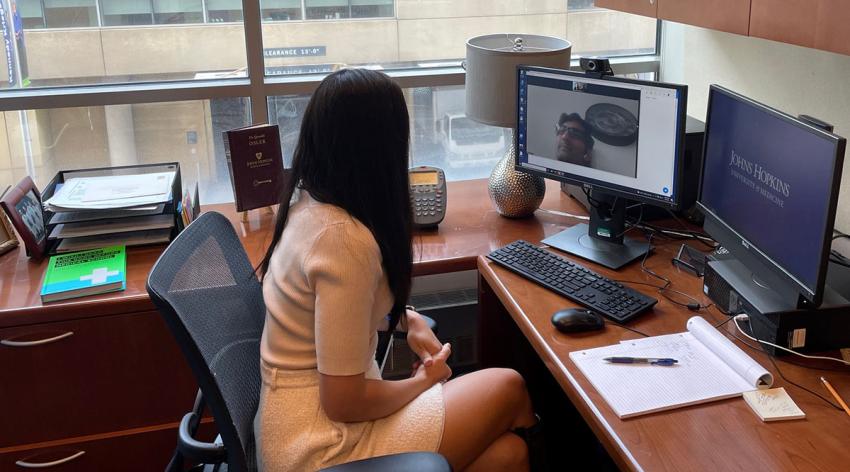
0, 0, 661, 177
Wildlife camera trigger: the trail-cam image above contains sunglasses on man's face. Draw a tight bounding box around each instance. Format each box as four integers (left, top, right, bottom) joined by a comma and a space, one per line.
555, 124, 589, 140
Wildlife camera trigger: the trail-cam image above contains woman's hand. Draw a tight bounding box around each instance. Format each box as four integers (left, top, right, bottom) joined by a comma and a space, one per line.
406, 309, 442, 367
413, 342, 452, 385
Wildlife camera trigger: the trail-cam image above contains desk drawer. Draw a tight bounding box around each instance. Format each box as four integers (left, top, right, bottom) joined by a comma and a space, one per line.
0, 311, 199, 447
0, 424, 193, 472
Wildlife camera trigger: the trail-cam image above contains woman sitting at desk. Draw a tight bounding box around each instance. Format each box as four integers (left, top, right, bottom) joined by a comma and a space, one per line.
255, 68, 539, 471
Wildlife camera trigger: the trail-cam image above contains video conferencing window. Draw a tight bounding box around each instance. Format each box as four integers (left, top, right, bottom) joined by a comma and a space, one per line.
529, 80, 640, 178
518, 69, 681, 205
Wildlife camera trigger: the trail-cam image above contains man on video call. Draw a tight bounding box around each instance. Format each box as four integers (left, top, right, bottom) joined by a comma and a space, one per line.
555, 112, 594, 166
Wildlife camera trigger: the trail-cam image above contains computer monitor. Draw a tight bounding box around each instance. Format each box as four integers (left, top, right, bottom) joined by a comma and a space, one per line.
515, 65, 688, 269
698, 85, 846, 308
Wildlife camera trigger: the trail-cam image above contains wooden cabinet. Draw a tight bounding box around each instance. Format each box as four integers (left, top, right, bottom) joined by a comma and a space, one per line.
658, 0, 751, 36
0, 311, 199, 447
1, 421, 216, 471
599, 0, 850, 57
750, 0, 850, 56
0, 426, 178, 472
595, 0, 657, 18
597, 0, 749, 34
749, 0, 815, 47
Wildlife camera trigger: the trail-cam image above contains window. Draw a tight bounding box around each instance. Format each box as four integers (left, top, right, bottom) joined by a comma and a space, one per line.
43, 0, 98, 28
305, 0, 349, 20
351, 0, 393, 19
0, 99, 250, 204
262, 0, 302, 21
0, 0, 659, 197
20, 1, 46, 29
568, 0, 596, 11
208, 0, 243, 22
153, 0, 204, 24
101, 0, 153, 26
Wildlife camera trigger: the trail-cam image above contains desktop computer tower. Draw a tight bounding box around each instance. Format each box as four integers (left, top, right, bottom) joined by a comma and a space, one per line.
745, 303, 850, 356
562, 115, 705, 221
704, 255, 850, 355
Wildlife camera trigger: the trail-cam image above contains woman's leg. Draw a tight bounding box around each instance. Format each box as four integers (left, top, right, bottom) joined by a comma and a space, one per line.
437, 368, 537, 471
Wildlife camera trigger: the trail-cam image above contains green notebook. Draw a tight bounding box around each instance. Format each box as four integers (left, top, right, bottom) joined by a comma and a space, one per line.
40, 245, 126, 303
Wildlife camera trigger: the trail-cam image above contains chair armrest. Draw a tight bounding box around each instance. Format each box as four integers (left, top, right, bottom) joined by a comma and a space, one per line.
319, 452, 451, 471
177, 411, 227, 464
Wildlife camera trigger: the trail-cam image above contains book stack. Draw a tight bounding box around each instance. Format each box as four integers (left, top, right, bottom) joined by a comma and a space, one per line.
39, 163, 182, 254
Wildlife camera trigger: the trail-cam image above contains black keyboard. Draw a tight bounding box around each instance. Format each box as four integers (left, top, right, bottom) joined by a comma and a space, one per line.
487, 240, 657, 323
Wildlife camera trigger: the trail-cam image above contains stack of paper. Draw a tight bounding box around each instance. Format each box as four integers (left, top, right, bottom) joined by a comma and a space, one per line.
42, 171, 177, 252
742, 388, 805, 422
44, 172, 175, 211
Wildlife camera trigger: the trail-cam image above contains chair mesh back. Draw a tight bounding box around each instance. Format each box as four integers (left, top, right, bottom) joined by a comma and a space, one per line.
147, 212, 264, 472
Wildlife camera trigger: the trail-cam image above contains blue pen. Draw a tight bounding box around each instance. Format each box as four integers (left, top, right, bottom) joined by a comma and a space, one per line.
604, 357, 678, 366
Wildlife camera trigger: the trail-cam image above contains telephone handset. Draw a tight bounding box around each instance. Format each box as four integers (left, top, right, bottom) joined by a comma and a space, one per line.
409, 166, 446, 229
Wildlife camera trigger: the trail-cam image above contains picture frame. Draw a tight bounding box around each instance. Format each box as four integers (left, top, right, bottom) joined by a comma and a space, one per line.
0, 176, 48, 260
0, 190, 19, 256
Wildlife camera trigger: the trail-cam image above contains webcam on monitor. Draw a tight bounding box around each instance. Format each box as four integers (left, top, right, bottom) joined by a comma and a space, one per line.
579, 56, 613, 76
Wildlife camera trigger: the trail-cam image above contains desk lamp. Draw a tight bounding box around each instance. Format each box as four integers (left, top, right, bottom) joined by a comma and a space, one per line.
464, 34, 571, 217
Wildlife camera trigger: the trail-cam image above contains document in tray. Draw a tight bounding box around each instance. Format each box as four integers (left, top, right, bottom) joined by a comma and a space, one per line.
49, 214, 174, 240
48, 204, 166, 225
56, 228, 172, 253
44, 172, 175, 211
569, 316, 773, 419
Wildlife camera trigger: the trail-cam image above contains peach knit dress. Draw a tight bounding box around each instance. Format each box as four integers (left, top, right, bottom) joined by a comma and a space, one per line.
254, 192, 444, 471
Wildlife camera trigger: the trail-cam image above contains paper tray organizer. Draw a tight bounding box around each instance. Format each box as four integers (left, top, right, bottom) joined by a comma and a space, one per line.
39, 162, 182, 256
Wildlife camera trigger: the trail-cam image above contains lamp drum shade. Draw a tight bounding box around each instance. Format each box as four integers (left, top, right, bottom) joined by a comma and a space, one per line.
465, 34, 571, 128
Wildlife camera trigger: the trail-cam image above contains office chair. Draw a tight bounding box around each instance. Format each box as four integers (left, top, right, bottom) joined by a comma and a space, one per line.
147, 211, 450, 472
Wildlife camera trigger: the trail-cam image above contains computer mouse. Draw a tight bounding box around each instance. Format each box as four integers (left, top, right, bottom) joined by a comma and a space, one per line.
551, 308, 605, 333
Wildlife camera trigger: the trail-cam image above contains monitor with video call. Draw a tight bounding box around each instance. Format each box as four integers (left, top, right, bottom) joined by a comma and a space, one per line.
515, 65, 688, 269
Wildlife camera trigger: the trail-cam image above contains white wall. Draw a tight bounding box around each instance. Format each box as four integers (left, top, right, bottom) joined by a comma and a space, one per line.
661, 22, 850, 233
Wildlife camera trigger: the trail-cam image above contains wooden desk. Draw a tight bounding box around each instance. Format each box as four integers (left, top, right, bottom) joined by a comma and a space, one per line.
478, 238, 850, 471
0, 178, 573, 470
0, 179, 571, 328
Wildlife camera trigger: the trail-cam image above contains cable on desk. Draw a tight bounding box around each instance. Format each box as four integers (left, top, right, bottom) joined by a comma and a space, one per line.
732, 315, 850, 367
602, 319, 650, 338
536, 208, 590, 221
613, 233, 714, 313
577, 187, 717, 247
614, 203, 643, 239
665, 208, 718, 250
829, 231, 850, 266
730, 315, 845, 411
634, 221, 717, 247
712, 314, 734, 330
829, 250, 850, 267
616, 277, 714, 313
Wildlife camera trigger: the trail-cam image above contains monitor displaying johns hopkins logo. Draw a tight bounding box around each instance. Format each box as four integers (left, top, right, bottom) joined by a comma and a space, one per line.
699, 86, 846, 298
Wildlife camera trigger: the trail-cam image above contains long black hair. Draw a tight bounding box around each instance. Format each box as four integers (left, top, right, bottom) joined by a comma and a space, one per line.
259, 68, 413, 330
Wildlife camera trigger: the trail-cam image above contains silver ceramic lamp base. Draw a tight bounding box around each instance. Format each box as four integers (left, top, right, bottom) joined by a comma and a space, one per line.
487, 146, 546, 218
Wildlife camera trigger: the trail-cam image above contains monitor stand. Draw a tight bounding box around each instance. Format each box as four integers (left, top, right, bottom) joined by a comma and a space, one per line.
542, 191, 649, 270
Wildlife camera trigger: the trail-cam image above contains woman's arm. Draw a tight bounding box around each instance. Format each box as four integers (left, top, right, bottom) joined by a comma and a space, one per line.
320, 342, 452, 423
405, 308, 442, 367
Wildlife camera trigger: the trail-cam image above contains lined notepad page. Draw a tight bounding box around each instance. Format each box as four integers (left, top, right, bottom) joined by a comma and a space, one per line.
570, 331, 755, 418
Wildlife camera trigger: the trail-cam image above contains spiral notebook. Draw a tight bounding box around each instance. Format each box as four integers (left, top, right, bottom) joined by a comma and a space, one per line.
569, 316, 773, 419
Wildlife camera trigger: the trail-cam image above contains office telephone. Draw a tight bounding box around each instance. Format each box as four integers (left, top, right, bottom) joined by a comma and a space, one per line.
409, 166, 446, 229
